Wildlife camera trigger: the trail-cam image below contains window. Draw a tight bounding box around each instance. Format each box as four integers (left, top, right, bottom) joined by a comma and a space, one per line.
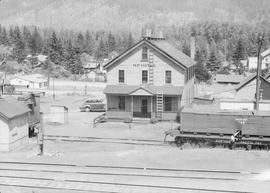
142, 47, 148, 60
164, 97, 172, 112
119, 96, 125, 110
119, 70, 125, 83
165, 70, 172, 84
142, 70, 148, 83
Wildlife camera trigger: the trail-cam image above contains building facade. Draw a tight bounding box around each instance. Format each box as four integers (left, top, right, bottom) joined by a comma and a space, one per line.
0, 98, 29, 151
103, 36, 195, 121
10, 74, 48, 89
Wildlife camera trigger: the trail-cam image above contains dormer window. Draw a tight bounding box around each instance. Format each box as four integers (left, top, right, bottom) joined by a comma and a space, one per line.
142, 47, 148, 60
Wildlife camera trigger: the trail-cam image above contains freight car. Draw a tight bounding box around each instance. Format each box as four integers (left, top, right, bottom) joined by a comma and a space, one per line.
165, 108, 270, 150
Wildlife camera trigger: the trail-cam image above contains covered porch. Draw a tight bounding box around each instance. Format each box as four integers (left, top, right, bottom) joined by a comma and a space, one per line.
104, 85, 183, 121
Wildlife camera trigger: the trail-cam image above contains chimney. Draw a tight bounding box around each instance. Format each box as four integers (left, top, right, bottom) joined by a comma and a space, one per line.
158, 31, 164, 39
190, 34, 195, 60
142, 29, 152, 39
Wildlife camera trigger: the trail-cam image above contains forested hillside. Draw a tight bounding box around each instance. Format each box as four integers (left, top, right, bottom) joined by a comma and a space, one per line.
1, 0, 270, 81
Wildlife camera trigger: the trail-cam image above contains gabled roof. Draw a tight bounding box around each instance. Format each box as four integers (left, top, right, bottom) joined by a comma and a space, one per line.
0, 97, 30, 119
261, 48, 270, 58
103, 38, 195, 70
129, 87, 154, 96
235, 74, 270, 91
104, 85, 183, 95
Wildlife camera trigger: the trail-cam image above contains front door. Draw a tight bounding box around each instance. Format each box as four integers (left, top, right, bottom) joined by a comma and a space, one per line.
141, 99, 148, 115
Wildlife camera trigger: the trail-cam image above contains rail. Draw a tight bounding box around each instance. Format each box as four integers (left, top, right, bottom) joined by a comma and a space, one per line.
93, 113, 106, 128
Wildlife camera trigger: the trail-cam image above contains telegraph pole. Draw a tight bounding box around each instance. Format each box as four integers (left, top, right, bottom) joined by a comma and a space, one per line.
38, 112, 44, 155
255, 35, 264, 112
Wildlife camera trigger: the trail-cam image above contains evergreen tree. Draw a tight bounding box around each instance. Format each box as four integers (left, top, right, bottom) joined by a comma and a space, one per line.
85, 30, 94, 55
47, 31, 63, 66
30, 27, 43, 55
76, 32, 84, 53
107, 32, 116, 54
205, 50, 221, 73
64, 40, 82, 74
232, 37, 246, 68
194, 50, 211, 82
0, 27, 9, 46
95, 38, 107, 60
12, 26, 26, 63
22, 26, 32, 54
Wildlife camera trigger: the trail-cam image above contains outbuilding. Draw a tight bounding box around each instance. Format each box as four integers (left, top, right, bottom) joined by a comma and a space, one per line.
0, 97, 30, 151
48, 105, 69, 124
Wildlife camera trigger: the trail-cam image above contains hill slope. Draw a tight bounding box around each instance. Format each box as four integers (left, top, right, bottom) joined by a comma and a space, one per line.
0, 0, 269, 32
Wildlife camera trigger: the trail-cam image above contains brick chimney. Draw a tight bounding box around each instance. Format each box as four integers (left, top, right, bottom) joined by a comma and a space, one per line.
190, 33, 195, 60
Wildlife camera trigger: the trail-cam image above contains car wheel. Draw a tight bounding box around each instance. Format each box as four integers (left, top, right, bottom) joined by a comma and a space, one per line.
85, 107, 91, 112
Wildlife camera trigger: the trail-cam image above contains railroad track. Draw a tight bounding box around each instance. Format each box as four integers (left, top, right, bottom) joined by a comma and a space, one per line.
0, 161, 260, 193
44, 135, 169, 146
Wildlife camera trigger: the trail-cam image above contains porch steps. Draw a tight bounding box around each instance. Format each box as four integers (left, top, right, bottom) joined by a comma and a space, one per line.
156, 92, 163, 121
132, 117, 151, 124
149, 49, 154, 85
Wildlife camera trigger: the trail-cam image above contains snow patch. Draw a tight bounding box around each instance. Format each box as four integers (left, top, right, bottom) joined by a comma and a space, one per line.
253, 170, 270, 181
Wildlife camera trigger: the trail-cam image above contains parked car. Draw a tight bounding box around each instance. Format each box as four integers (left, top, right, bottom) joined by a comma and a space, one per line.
79, 99, 106, 112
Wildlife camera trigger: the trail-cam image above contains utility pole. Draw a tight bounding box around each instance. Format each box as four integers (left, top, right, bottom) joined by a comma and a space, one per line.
38, 112, 44, 155
255, 35, 264, 112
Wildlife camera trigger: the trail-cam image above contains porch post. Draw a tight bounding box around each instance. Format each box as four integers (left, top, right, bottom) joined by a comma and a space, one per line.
131, 96, 133, 115
150, 96, 153, 118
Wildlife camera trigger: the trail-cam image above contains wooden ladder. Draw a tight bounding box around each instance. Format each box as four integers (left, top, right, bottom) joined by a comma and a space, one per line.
156, 91, 163, 121
149, 50, 154, 85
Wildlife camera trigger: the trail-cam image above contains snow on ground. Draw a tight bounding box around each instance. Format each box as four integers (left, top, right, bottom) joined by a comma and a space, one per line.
253, 170, 270, 181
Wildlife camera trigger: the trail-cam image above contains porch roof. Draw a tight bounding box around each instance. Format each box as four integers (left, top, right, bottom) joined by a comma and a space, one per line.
104, 85, 183, 95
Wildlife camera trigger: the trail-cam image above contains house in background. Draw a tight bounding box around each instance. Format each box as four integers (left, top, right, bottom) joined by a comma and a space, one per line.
103, 32, 196, 121
234, 74, 270, 100
261, 48, 270, 69
0, 97, 30, 151
10, 74, 48, 89
247, 56, 269, 71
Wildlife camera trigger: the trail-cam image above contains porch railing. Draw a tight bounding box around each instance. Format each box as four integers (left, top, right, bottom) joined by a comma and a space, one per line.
93, 113, 106, 128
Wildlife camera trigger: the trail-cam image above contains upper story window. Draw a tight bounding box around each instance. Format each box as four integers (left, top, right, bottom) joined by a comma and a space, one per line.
142, 70, 148, 84
142, 47, 148, 60
119, 70, 125, 83
165, 70, 172, 84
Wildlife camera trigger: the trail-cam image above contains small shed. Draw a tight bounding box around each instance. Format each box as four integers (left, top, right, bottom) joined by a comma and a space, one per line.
49, 105, 69, 124
0, 97, 30, 151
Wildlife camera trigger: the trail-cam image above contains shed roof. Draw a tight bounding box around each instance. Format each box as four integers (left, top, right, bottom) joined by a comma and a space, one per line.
214, 74, 245, 84
0, 97, 30, 119
104, 85, 183, 95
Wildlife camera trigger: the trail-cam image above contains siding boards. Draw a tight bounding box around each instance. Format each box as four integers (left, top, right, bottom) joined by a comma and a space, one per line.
182, 111, 270, 136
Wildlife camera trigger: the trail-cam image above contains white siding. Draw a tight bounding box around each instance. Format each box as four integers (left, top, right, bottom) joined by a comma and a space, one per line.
0, 119, 9, 151
235, 79, 256, 100
10, 78, 30, 87
0, 115, 29, 152
107, 45, 185, 86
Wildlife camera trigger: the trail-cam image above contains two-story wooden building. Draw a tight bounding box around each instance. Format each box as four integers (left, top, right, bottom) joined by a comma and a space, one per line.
103, 35, 196, 121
